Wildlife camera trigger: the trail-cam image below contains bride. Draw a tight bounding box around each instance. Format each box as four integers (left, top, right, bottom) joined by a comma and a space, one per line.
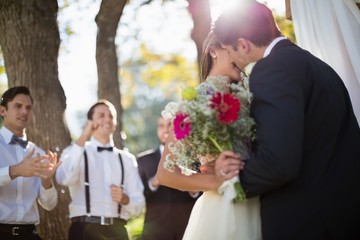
157, 31, 261, 240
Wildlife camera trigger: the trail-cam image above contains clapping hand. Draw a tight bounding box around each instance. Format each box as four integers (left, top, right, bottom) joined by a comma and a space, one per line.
9, 148, 61, 187
39, 150, 62, 189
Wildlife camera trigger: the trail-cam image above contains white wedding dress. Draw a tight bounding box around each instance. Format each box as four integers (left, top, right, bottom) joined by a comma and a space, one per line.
183, 178, 261, 240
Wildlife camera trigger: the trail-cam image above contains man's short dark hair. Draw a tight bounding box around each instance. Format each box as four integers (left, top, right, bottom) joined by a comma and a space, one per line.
214, 1, 282, 48
0, 86, 33, 109
87, 99, 116, 120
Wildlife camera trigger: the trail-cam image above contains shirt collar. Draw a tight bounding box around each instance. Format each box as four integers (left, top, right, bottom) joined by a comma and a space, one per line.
159, 144, 164, 155
0, 126, 27, 144
263, 36, 287, 58
90, 136, 113, 149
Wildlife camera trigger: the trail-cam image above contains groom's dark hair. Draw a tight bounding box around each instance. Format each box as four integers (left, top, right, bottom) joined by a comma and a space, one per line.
214, 1, 282, 48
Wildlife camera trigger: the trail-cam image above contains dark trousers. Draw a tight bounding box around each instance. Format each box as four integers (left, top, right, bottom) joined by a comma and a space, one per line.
0, 224, 41, 240
68, 222, 129, 240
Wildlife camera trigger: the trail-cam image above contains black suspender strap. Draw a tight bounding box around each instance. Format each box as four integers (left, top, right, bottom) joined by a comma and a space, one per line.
83, 150, 125, 216
84, 151, 91, 215
118, 153, 124, 215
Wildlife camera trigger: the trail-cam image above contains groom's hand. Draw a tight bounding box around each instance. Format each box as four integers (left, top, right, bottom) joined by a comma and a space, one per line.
215, 151, 244, 181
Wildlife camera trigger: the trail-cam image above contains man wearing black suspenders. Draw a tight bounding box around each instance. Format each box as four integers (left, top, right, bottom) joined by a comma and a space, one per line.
56, 99, 145, 240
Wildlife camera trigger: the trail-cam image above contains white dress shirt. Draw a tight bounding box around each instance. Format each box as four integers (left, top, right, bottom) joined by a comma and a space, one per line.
263, 36, 287, 58
0, 126, 58, 224
56, 137, 145, 220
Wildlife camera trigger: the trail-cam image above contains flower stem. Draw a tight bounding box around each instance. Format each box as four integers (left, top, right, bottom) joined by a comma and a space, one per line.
233, 181, 246, 203
208, 136, 224, 152
208, 135, 246, 203
208, 136, 233, 152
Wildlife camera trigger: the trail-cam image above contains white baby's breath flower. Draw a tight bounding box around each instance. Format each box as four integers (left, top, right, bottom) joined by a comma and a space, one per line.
161, 102, 180, 120
179, 166, 197, 176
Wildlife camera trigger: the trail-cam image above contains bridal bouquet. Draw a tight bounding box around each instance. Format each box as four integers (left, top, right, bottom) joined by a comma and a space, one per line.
162, 75, 256, 203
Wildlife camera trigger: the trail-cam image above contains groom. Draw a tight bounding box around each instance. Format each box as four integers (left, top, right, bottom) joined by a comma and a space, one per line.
213, 2, 360, 239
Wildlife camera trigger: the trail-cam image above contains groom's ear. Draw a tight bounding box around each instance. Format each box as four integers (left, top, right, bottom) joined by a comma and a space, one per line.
237, 38, 250, 54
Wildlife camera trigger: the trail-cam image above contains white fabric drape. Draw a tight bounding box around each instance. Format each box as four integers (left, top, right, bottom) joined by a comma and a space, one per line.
290, 0, 360, 125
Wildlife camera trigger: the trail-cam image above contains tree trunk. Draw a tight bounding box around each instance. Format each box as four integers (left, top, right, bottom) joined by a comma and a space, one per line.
0, 1, 72, 239
95, 0, 127, 149
187, 0, 211, 81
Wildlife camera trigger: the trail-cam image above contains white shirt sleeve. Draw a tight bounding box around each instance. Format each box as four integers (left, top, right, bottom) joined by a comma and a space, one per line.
120, 153, 145, 219
38, 183, 58, 211
0, 166, 11, 186
148, 176, 159, 192
56, 144, 84, 186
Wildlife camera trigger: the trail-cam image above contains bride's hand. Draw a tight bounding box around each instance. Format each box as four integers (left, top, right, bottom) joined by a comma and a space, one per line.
215, 151, 244, 180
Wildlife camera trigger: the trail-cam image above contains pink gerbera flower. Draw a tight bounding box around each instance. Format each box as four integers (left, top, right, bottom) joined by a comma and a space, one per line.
210, 92, 240, 124
173, 113, 192, 140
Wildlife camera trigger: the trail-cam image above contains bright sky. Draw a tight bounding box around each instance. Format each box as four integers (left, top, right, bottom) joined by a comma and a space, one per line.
58, 0, 286, 136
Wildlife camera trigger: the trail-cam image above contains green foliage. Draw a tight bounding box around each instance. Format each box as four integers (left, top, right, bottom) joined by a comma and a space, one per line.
0, 47, 5, 76
122, 98, 172, 154
122, 44, 198, 103
275, 14, 296, 43
120, 43, 199, 154
64, 24, 75, 36
126, 213, 145, 240
262, 1, 296, 43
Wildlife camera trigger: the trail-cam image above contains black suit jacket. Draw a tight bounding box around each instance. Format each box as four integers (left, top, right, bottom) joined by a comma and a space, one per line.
240, 39, 360, 240
137, 148, 197, 240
